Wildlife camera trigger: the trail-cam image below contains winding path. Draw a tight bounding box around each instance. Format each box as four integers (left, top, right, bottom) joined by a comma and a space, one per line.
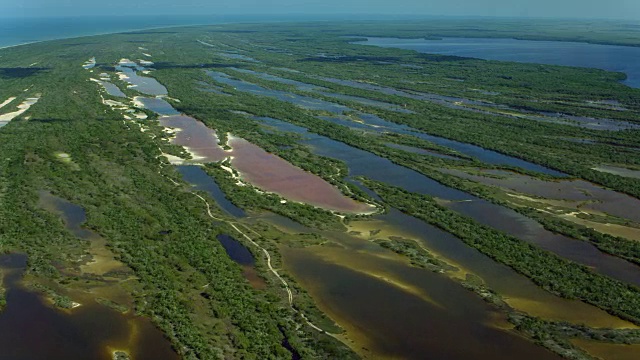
191, 192, 329, 333
164, 170, 332, 335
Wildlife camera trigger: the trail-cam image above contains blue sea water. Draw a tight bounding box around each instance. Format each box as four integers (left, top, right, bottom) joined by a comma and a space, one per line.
0, 14, 416, 49
0, 15, 255, 48
355, 37, 640, 88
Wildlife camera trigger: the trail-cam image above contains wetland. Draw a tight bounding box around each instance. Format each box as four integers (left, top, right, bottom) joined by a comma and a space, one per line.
2, 18, 640, 360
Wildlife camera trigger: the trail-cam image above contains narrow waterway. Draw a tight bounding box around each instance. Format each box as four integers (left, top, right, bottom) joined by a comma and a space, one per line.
207, 70, 567, 176
252, 116, 640, 287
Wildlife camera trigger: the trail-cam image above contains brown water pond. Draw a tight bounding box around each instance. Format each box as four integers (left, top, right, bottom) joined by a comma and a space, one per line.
281, 246, 562, 360
255, 210, 635, 358
0, 253, 178, 360
571, 339, 640, 360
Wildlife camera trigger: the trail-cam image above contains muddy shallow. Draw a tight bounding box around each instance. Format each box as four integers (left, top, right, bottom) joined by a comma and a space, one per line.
0, 253, 178, 360
444, 168, 640, 224
282, 246, 561, 360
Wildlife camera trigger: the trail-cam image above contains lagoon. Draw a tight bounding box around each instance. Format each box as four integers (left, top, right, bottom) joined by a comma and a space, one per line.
355, 37, 640, 88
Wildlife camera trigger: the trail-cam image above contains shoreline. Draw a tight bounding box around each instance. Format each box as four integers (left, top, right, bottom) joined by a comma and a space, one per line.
0, 22, 217, 52
0, 42, 40, 51
1, 17, 639, 54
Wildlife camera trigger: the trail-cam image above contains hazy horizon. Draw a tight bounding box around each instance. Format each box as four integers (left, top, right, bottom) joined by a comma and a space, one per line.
2, 1, 640, 21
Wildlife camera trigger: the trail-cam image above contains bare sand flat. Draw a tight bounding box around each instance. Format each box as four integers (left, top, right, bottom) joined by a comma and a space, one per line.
0, 96, 40, 122
0, 97, 16, 110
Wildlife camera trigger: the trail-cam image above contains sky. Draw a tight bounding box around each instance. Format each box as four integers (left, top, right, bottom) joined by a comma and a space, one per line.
1, 0, 640, 20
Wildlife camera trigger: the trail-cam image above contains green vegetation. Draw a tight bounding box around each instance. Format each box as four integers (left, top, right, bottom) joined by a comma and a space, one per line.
31, 284, 75, 309
95, 297, 129, 313
362, 179, 640, 324
2, 18, 640, 359
374, 237, 457, 272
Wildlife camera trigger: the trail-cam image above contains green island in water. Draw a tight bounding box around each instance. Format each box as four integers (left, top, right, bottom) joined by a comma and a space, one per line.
1, 17, 640, 360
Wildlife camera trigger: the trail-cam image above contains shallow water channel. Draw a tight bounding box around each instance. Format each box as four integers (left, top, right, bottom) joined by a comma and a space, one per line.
207, 70, 566, 176
177, 165, 246, 217
254, 116, 640, 287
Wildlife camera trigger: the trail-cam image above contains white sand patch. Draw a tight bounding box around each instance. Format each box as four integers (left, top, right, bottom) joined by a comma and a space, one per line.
123, 115, 132, 120
220, 164, 238, 178
134, 113, 148, 120
82, 57, 96, 69
132, 97, 146, 108
139, 59, 154, 66
142, 53, 152, 57
138, 47, 148, 50
0, 96, 40, 121
162, 96, 180, 103
221, 165, 233, 173
162, 126, 182, 137
142, 70, 152, 75
163, 127, 180, 134
103, 99, 127, 108
0, 97, 16, 110
197, 40, 217, 47
184, 147, 207, 162
118, 58, 134, 65
161, 153, 186, 165
100, 96, 128, 110
29, 62, 38, 67
54, 152, 80, 170
225, 133, 236, 150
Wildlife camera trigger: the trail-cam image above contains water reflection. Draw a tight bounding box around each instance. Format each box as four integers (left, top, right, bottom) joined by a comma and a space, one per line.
177, 165, 246, 217
208, 70, 566, 176
282, 247, 561, 359
250, 116, 640, 287
116, 59, 167, 96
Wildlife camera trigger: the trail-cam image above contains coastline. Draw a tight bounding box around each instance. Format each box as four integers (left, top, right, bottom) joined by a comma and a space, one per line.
0, 23, 215, 52
0, 42, 40, 51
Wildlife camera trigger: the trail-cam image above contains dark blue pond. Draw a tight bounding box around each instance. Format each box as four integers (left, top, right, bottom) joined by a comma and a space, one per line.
176, 165, 246, 218
216, 234, 255, 266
